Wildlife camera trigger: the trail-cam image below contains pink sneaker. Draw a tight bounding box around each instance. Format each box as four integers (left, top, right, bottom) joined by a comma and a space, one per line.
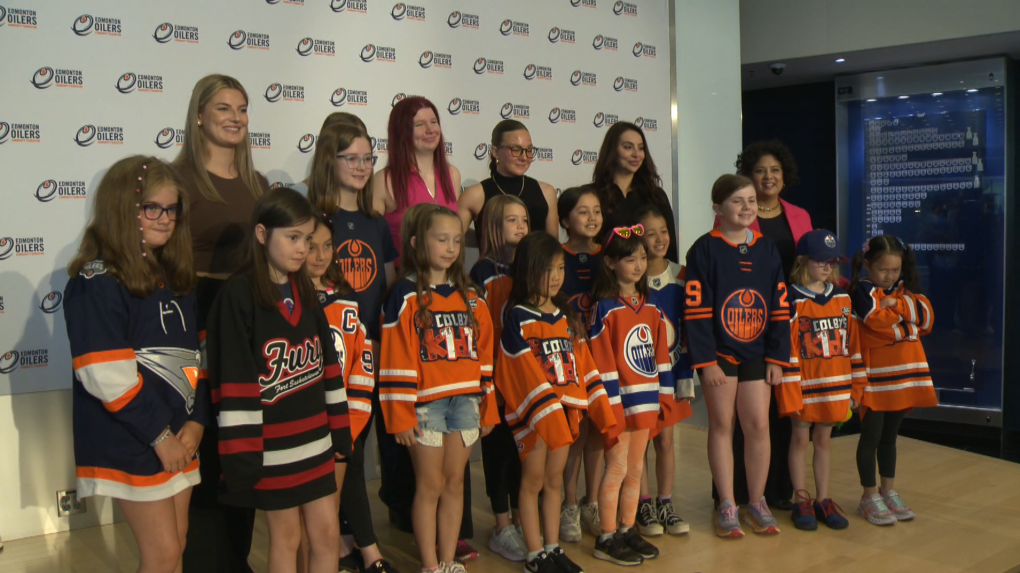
454, 540, 479, 563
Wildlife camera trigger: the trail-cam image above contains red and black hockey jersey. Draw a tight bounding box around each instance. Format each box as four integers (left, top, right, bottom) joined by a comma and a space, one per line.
469, 258, 512, 349
648, 263, 695, 430
207, 273, 352, 511
379, 278, 500, 435
684, 229, 791, 369
495, 305, 617, 457
776, 284, 865, 423
589, 295, 675, 443
65, 260, 208, 502
562, 245, 602, 327
318, 288, 375, 442
851, 280, 937, 412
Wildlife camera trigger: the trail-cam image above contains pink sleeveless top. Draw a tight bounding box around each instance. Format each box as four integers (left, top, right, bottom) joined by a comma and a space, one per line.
385, 169, 458, 255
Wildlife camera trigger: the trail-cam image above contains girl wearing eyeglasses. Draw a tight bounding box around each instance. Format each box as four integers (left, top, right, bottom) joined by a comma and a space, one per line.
457, 120, 559, 242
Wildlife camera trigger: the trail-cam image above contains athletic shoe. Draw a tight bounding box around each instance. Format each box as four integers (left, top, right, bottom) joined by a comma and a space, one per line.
488, 525, 526, 562
656, 498, 690, 535
592, 532, 643, 567
622, 528, 659, 560
791, 490, 818, 531
442, 561, 467, 573
366, 559, 401, 573
814, 498, 849, 530
524, 551, 559, 573
635, 499, 664, 536
548, 546, 585, 573
453, 540, 479, 563
881, 490, 916, 521
742, 497, 780, 535
338, 548, 362, 573
715, 500, 744, 538
857, 493, 897, 526
579, 497, 601, 537
559, 504, 582, 543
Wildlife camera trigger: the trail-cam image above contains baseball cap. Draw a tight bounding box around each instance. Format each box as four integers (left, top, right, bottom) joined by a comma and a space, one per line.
796, 229, 847, 262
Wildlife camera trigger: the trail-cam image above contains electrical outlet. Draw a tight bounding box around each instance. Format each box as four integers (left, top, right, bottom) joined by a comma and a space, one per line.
56, 490, 86, 517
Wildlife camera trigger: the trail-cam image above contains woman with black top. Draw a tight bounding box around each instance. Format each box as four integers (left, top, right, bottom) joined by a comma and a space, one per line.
458, 120, 559, 240
591, 122, 678, 262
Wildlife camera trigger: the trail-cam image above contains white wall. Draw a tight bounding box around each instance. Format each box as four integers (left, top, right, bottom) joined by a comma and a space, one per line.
740, 0, 1020, 64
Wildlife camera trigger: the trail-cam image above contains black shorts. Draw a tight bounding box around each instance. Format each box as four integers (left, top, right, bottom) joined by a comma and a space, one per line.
699, 356, 766, 382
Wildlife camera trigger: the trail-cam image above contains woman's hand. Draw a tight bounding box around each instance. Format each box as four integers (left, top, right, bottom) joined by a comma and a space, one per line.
394, 426, 422, 447
699, 364, 728, 387
154, 433, 192, 473
176, 421, 205, 458
480, 425, 494, 438
765, 363, 784, 386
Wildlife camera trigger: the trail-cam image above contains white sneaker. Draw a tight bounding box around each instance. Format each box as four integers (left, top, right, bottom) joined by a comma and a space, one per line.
488, 525, 526, 562
559, 504, 582, 543
579, 497, 601, 537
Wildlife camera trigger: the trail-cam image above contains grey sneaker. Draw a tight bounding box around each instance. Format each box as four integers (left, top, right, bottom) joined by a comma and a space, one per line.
488, 525, 526, 562
742, 497, 780, 534
441, 562, 467, 573
579, 497, 601, 537
656, 498, 690, 535
559, 504, 582, 543
881, 489, 916, 521
635, 498, 664, 536
857, 493, 897, 526
715, 500, 744, 538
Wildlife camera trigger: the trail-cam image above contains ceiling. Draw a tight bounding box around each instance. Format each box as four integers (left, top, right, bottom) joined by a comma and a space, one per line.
741, 30, 1020, 91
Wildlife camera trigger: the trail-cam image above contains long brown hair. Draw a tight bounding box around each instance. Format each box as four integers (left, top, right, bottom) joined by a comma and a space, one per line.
308, 122, 376, 217
590, 232, 649, 302
310, 211, 353, 296
239, 187, 317, 310
173, 74, 263, 203
394, 204, 479, 339
506, 232, 587, 342
385, 97, 456, 209
68, 156, 195, 296
479, 195, 528, 263
591, 122, 664, 214
849, 234, 921, 296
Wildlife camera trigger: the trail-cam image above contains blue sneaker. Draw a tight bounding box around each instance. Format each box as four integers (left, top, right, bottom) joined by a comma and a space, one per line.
814, 498, 850, 530
791, 490, 818, 531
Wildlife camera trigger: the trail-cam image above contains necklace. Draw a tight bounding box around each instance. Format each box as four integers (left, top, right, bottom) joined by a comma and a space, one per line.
494, 175, 525, 197
757, 202, 781, 213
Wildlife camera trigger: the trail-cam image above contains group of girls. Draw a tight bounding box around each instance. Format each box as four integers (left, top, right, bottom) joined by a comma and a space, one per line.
61, 73, 937, 573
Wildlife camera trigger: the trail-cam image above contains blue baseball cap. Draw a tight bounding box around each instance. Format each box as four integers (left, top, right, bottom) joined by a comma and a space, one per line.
796, 229, 847, 262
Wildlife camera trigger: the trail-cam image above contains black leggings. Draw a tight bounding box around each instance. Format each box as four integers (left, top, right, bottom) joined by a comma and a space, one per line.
340, 429, 377, 547
480, 419, 521, 514
856, 409, 907, 488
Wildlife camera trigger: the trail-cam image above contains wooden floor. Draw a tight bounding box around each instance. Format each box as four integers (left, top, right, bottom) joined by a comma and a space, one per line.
3, 424, 1020, 573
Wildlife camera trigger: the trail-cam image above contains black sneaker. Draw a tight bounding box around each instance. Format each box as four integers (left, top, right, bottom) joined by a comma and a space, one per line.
525, 551, 560, 573
548, 546, 584, 573
635, 498, 664, 536
622, 528, 659, 560
593, 533, 643, 567
365, 559, 401, 573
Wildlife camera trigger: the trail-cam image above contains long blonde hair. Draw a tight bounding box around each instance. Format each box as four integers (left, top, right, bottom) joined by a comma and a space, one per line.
173, 74, 263, 203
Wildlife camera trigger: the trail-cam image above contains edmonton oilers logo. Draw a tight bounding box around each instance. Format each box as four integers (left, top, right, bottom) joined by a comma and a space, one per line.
474, 143, 490, 160
336, 239, 378, 291
523, 64, 536, 80
153, 23, 174, 43
593, 112, 605, 127
593, 34, 605, 50
448, 11, 462, 27
499, 19, 513, 35
331, 88, 348, 106
391, 3, 407, 20
500, 103, 513, 119
228, 30, 247, 50
31, 67, 55, 89
570, 0, 582, 5
297, 37, 314, 56
116, 72, 137, 93
549, 108, 561, 123
613, 77, 625, 91
0, 6, 7, 24
614, 1, 626, 15
265, 83, 283, 102
570, 70, 582, 86
633, 42, 645, 57
419, 51, 434, 68
72, 14, 95, 35
0, 237, 14, 260
623, 324, 656, 376
448, 98, 463, 115
634, 117, 644, 129
155, 127, 176, 149
297, 134, 316, 153
0, 122, 8, 144
361, 44, 377, 62
330, 0, 347, 12
36, 180, 58, 202
473, 57, 487, 74
571, 150, 583, 165
391, 93, 406, 107
75, 125, 97, 146
40, 291, 63, 314
721, 289, 767, 343
549, 27, 561, 42
0, 351, 19, 374
825, 234, 837, 248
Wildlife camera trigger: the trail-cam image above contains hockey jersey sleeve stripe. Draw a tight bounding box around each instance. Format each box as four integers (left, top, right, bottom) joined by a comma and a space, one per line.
220, 436, 263, 455
691, 359, 717, 369
349, 375, 375, 388
508, 393, 559, 431
561, 395, 589, 408
418, 381, 482, 398
506, 383, 556, 422
530, 403, 563, 427
379, 381, 419, 390
624, 403, 659, 416
349, 401, 372, 413
587, 387, 609, 403
864, 380, 933, 393
103, 374, 145, 413
218, 410, 263, 428
800, 373, 853, 387
73, 349, 140, 406
600, 371, 620, 381
867, 371, 931, 384
803, 393, 851, 405
380, 394, 417, 402
866, 361, 930, 375
620, 382, 660, 395
263, 434, 333, 467
261, 412, 328, 438
348, 388, 374, 400
325, 388, 348, 404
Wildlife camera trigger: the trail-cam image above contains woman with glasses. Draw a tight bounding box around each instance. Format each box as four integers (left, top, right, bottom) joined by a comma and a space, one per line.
457, 120, 559, 242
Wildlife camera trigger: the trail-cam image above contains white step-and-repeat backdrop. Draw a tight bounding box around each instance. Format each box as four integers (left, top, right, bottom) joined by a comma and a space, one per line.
0, 0, 672, 395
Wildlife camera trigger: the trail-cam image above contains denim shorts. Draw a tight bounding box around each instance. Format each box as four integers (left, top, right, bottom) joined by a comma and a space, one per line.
415, 394, 481, 434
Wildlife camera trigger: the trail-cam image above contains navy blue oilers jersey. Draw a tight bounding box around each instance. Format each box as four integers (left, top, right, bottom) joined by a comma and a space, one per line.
683, 229, 791, 369
561, 245, 602, 327
64, 260, 207, 501
647, 262, 695, 398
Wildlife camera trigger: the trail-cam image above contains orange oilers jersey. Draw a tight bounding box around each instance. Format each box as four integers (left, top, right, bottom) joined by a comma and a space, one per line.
589, 295, 675, 443
851, 280, 937, 412
684, 229, 791, 369
496, 305, 617, 458
318, 288, 375, 441
777, 284, 865, 423
469, 258, 512, 352
379, 278, 499, 435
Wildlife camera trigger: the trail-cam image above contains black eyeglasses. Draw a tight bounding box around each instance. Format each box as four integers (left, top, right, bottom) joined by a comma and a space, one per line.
336, 154, 378, 169
141, 203, 180, 221
497, 145, 537, 158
